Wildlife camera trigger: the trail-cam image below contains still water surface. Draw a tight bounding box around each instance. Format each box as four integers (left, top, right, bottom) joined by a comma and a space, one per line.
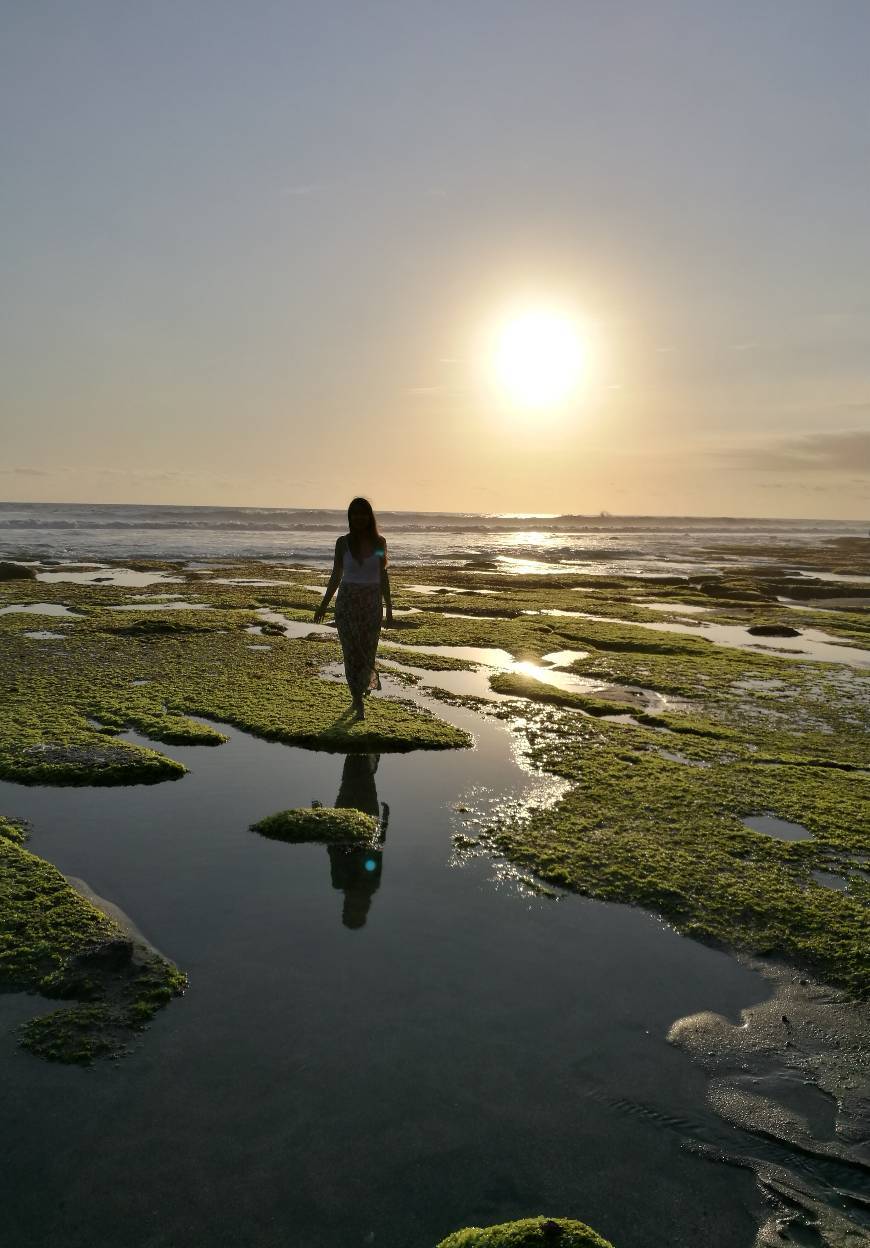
0, 681, 776, 1248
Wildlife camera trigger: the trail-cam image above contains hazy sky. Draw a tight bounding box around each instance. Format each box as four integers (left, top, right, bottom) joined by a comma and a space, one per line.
2, 1, 869, 518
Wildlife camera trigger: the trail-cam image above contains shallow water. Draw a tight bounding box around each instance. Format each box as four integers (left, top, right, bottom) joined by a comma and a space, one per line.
0, 678, 781, 1248
791, 571, 870, 586
741, 815, 813, 842
0, 602, 82, 617
553, 606, 870, 667
35, 567, 185, 587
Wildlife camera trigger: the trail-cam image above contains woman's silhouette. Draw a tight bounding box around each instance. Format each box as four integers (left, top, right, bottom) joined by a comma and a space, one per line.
314, 498, 393, 720
328, 753, 389, 929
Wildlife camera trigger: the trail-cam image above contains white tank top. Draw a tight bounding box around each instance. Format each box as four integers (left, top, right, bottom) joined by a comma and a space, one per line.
341, 541, 383, 585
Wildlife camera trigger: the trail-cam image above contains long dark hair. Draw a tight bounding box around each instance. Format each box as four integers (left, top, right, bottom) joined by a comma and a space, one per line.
346, 496, 384, 563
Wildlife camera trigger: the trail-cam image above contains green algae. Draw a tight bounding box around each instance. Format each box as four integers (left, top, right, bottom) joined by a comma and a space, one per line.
0, 814, 187, 1063
435, 1216, 614, 1247
251, 806, 379, 844
0, 600, 471, 785
482, 702, 870, 997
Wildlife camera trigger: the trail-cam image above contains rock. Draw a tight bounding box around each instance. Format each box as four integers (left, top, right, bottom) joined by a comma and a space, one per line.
68, 938, 134, 972
0, 561, 36, 581
746, 624, 801, 637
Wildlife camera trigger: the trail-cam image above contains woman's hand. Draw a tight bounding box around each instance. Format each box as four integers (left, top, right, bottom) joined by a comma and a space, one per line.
385, 608, 394, 628
313, 604, 327, 624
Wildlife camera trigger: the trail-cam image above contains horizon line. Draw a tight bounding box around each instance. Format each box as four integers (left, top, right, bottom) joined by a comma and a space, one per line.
0, 498, 867, 525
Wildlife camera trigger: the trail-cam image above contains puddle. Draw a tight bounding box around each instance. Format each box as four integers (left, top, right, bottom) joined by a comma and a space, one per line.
376, 634, 669, 713
246, 644, 271, 651
811, 870, 849, 892
128, 593, 186, 601
253, 608, 335, 638
742, 815, 814, 842
790, 571, 870, 586
639, 602, 712, 615
0, 675, 784, 1248
658, 751, 713, 768
442, 611, 511, 620
405, 583, 501, 597
207, 577, 297, 586
523, 607, 585, 617
540, 649, 591, 667
22, 630, 68, 640
36, 567, 184, 587
0, 603, 82, 617
779, 594, 870, 611
537, 607, 870, 668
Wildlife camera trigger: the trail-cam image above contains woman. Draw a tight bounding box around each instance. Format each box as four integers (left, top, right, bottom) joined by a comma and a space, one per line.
313, 497, 393, 719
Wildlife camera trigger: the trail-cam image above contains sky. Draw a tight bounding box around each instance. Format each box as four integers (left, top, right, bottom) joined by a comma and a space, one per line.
2, 0, 869, 519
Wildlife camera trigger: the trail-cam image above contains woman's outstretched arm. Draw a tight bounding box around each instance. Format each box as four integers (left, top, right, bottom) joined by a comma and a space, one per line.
314, 537, 343, 622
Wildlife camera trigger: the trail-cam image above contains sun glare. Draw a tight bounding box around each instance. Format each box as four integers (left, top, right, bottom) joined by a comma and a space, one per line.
488, 306, 588, 408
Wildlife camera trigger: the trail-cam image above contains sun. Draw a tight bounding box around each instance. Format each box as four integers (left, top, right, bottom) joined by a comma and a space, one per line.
487, 305, 588, 408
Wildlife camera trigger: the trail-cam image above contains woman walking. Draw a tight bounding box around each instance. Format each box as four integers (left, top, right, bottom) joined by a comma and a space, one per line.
314, 498, 393, 719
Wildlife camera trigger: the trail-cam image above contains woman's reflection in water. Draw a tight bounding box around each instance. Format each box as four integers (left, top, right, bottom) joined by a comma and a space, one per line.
328, 753, 389, 930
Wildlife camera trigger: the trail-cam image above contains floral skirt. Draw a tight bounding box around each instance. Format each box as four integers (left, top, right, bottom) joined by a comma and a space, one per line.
334, 582, 383, 699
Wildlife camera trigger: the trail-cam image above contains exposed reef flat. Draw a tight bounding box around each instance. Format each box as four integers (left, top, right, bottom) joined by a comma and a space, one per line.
1, 550, 867, 1240
0, 591, 471, 786
2, 554, 866, 996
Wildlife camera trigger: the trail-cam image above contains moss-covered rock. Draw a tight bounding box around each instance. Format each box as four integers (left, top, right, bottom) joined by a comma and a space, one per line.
251, 806, 379, 844
0, 561, 36, 581
0, 813, 187, 1063
435, 1216, 614, 1247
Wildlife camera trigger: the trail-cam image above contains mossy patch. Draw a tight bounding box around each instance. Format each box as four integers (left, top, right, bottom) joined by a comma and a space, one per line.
435, 1216, 614, 1247
0, 597, 471, 785
480, 701, 870, 997
251, 806, 379, 844
0, 814, 187, 1063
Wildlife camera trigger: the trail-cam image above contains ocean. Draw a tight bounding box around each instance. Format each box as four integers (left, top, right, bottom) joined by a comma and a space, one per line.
0, 501, 865, 577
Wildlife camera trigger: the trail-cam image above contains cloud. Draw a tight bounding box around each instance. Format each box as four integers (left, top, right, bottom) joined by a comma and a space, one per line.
719, 429, 870, 473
